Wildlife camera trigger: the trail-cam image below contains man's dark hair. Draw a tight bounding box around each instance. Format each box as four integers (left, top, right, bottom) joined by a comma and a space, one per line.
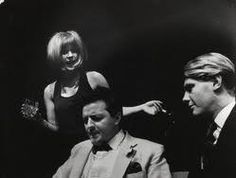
82, 87, 122, 117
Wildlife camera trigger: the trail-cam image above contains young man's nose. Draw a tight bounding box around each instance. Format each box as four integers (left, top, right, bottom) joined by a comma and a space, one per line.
182, 92, 190, 102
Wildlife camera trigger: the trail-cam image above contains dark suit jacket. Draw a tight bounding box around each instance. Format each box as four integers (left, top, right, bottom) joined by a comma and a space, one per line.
52, 131, 171, 178
189, 105, 236, 178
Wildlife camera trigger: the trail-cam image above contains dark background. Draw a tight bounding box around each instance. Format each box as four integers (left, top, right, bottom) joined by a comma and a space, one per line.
1, 0, 236, 177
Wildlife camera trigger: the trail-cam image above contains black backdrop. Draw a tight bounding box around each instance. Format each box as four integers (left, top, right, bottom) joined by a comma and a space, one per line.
1, 0, 236, 177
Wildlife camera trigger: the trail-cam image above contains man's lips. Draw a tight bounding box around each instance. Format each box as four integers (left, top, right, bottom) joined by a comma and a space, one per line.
189, 105, 195, 109
88, 131, 99, 138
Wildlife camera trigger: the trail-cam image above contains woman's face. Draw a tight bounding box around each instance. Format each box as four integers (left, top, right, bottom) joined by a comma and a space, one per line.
60, 44, 82, 71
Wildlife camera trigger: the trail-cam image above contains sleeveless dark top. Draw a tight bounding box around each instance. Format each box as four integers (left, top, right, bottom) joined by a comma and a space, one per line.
53, 71, 93, 138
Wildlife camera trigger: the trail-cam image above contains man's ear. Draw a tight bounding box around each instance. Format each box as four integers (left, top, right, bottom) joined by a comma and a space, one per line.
114, 112, 122, 125
212, 75, 223, 91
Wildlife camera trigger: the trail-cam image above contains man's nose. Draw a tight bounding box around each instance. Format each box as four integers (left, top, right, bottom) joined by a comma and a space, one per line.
182, 92, 189, 102
87, 118, 95, 128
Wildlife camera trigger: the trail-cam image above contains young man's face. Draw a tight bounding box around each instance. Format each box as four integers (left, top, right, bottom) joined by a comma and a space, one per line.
183, 78, 216, 116
82, 100, 120, 146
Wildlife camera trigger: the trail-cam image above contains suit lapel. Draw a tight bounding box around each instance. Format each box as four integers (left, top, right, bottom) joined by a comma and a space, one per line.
111, 132, 137, 178
216, 105, 236, 147
69, 143, 92, 178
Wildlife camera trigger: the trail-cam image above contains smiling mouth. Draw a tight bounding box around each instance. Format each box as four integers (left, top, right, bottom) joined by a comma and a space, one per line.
66, 59, 77, 65
67, 57, 82, 66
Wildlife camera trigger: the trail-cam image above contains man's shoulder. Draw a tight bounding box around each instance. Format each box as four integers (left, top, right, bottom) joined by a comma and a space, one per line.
71, 140, 92, 153
135, 137, 163, 149
73, 140, 92, 148
127, 133, 164, 153
224, 105, 236, 128
230, 105, 236, 118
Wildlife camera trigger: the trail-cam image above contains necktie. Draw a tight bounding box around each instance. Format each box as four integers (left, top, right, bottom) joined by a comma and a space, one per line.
205, 122, 217, 146
201, 122, 218, 170
92, 143, 112, 154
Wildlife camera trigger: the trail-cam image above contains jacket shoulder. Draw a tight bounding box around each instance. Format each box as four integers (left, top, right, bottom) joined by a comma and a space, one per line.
135, 137, 164, 151
70, 140, 92, 155
126, 133, 164, 154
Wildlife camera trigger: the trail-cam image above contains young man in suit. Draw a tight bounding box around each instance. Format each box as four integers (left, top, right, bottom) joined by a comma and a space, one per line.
183, 52, 236, 178
53, 87, 171, 178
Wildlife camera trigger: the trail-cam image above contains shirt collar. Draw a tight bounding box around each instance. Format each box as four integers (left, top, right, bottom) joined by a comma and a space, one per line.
108, 129, 125, 150
214, 100, 235, 129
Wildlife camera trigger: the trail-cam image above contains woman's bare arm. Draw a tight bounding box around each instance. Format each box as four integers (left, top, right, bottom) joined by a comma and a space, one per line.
86, 71, 164, 117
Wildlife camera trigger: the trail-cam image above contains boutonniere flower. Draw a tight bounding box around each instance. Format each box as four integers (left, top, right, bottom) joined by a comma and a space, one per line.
126, 144, 137, 158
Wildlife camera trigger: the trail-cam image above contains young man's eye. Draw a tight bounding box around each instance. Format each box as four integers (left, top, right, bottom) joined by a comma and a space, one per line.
184, 84, 194, 92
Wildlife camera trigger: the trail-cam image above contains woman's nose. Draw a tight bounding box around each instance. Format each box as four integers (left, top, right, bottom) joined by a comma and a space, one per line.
67, 51, 73, 57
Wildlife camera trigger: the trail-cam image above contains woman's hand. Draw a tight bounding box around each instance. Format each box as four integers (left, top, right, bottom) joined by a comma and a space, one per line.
21, 98, 59, 131
21, 98, 41, 120
141, 100, 166, 115
122, 100, 168, 117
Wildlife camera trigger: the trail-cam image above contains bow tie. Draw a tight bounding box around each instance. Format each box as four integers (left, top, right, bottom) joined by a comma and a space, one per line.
92, 143, 112, 154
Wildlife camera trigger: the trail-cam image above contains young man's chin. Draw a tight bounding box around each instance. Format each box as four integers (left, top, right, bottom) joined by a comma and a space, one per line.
192, 109, 207, 118
192, 111, 199, 116
192, 107, 202, 116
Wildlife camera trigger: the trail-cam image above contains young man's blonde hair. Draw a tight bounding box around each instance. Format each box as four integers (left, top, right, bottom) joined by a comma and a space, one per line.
184, 52, 235, 94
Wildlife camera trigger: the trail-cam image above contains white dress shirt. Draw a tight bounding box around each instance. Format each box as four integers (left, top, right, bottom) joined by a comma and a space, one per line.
82, 130, 125, 178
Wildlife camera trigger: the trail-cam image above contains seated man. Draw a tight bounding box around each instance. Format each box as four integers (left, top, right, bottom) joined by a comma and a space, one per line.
53, 87, 171, 178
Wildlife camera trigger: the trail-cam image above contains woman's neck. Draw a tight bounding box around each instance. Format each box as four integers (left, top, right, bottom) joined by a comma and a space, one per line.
60, 70, 81, 87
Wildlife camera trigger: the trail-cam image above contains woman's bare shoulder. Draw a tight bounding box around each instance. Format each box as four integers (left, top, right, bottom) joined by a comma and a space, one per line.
44, 81, 56, 97
86, 71, 109, 89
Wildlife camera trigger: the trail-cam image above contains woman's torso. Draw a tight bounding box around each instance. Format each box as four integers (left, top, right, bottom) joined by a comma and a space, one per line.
53, 71, 93, 138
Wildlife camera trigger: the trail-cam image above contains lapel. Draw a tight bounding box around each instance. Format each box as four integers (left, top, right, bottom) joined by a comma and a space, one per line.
111, 132, 138, 178
216, 105, 236, 147
69, 142, 93, 178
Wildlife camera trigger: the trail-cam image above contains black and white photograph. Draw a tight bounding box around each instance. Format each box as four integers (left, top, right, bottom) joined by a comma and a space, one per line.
1, 0, 236, 177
